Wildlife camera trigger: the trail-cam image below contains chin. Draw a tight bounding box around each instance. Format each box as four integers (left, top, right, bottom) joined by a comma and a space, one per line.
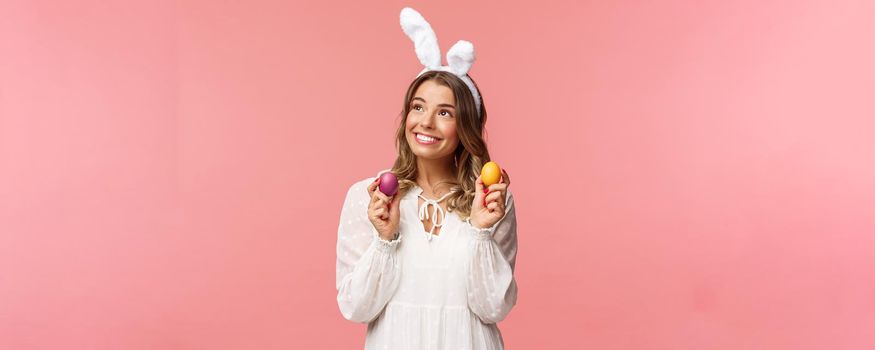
413, 148, 454, 161
414, 152, 445, 160
410, 146, 438, 158
409, 144, 444, 159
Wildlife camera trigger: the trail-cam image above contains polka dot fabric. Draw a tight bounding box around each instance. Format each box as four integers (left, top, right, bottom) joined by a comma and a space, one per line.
336, 174, 518, 349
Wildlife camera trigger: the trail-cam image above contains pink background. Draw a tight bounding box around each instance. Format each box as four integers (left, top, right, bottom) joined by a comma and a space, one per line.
2, 0, 874, 349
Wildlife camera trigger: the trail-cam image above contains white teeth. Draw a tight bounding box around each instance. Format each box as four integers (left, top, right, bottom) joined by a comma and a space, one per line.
417, 134, 437, 142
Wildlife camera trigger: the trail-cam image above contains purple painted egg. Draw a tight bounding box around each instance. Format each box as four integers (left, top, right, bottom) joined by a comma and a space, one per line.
378, 172, 399, 197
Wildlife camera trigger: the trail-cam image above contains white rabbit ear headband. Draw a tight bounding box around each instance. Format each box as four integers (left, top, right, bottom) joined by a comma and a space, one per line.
399, 7, 482, 117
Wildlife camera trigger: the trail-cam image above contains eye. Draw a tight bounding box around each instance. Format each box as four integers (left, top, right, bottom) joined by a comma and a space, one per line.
439, 110, 453, 118
412, 104, 424, 112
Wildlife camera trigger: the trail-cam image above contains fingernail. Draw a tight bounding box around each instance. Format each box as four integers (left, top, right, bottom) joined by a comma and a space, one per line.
483, 188, 489, 194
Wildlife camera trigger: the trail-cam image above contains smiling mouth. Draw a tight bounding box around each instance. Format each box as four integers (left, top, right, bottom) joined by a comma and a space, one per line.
414, 133, 441, 145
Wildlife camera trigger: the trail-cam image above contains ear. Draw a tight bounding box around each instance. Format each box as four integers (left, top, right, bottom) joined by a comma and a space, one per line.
400, 7, 442, 69
447, 40, 475, 76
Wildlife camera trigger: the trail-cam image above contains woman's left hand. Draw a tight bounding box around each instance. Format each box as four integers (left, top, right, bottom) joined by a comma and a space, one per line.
469, 168, 511, 229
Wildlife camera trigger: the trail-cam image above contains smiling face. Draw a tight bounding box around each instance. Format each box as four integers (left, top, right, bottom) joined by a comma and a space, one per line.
390, 70, 490, 218
404, 79, 460, 162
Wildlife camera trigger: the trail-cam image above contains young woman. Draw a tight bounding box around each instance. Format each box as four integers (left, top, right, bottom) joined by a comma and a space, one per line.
335, 69, 518, 349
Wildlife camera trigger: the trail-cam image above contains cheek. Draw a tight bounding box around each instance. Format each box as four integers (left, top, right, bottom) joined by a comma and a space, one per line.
404, 118, 415, 137
405, 114, 418, 130
440, 123, 459, 143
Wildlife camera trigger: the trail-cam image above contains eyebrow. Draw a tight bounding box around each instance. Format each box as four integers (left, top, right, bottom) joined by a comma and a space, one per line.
412, 97, 456, 109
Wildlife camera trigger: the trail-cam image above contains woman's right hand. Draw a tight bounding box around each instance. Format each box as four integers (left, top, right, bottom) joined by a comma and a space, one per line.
367, 177, 402, 241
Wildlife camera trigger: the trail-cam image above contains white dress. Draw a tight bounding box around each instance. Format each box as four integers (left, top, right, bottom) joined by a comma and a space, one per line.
335, 172, 519, 350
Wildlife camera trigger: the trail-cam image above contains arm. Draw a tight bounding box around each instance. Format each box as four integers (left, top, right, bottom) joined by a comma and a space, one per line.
335, 178, 402, 323
465, 189, 518, 324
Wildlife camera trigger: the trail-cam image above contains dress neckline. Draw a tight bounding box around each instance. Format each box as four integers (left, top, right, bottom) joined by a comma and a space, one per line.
413, 186, 452, 201
411, 185, 455, 242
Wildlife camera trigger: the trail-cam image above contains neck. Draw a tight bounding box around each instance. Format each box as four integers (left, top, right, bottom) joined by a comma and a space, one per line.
416, 155, 456, 195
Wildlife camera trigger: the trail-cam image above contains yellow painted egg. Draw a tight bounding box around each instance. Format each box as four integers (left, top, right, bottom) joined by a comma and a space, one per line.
481, 161, 502, 187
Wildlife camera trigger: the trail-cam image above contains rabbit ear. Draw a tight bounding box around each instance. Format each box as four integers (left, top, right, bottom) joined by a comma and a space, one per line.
400, 7, 442, 69
446, 40, 475, 76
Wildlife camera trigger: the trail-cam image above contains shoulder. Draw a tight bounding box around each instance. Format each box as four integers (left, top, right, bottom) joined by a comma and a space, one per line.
348, 177, 376, 193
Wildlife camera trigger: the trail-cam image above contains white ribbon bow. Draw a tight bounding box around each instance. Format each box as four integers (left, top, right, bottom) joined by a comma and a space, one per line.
418, 192, 453, 241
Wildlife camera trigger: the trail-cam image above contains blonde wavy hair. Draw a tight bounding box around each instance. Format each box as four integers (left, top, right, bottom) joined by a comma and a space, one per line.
391, 70, 491, 220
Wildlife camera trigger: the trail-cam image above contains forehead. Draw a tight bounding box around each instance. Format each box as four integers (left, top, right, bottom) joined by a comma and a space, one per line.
413, 80, 455, 104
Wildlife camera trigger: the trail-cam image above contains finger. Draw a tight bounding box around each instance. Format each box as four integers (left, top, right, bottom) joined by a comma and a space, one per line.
373, 190, 391, 206
368, 182, 382, 205
501, 168, 511, 186
367, 177, 381, 194
372, 199, 389, 212
473, 174, 486, 207
370, 198, 389, 214
379, 209, 389, 221
474, 174, 484, 196
485, 190, 503, 204
370, 191, 385, 206
374, 207, 386, 218
487, 201, 499, 211
389, 193, 402, 217
487, 183, 507, 194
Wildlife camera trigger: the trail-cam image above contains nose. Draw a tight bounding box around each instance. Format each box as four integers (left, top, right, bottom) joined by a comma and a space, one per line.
418, 113, 435, 128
